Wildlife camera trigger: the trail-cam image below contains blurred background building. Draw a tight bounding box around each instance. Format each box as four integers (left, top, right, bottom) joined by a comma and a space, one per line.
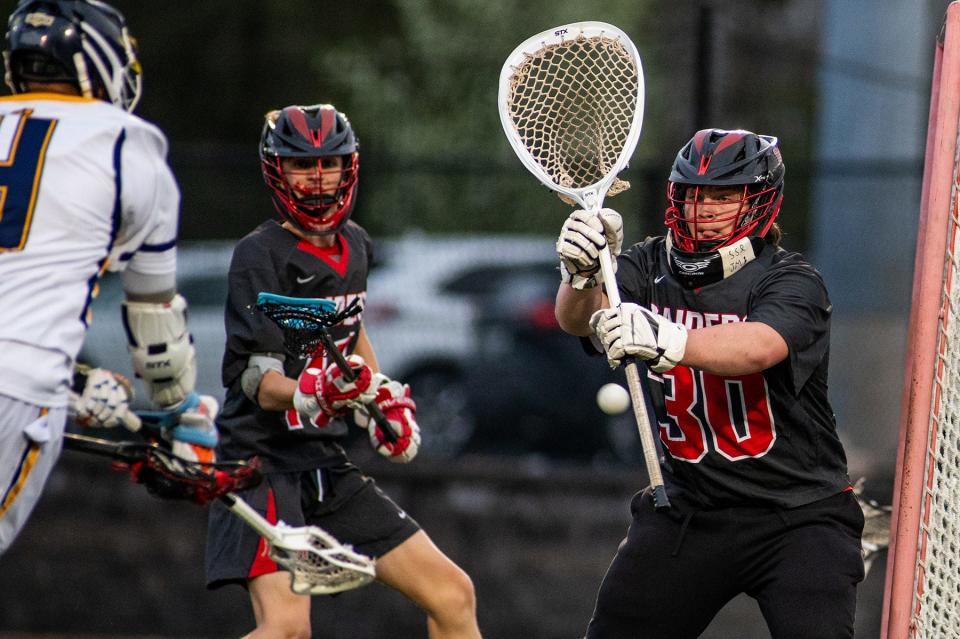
0, 0, 949, 637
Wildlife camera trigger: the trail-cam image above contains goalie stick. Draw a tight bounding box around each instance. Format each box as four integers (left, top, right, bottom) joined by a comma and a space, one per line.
63, 427, 376, 595
498, 22, 669, 509
255, 291, 398, 444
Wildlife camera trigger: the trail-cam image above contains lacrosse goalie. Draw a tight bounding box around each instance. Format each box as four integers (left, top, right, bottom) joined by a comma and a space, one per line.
556, 129, 866, 638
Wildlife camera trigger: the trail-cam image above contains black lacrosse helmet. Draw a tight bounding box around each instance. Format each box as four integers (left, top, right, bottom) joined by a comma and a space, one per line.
260, 104, 360, 236
665, 128, 785, 252
4, 0, 142, 111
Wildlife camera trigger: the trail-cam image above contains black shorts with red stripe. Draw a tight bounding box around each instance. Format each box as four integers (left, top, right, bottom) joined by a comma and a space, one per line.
205, 461, 420, 590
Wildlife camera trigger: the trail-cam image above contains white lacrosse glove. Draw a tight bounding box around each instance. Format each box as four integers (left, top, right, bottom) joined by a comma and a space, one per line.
353, 374, 420, 464
162, 392, 220, 464
590, 303, 688, 373
294, 355, 377, 423
69, 366, 138, 430
556, 208, 623, 290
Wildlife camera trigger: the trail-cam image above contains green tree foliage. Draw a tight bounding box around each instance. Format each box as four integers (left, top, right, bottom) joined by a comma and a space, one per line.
86, 1, 819, 243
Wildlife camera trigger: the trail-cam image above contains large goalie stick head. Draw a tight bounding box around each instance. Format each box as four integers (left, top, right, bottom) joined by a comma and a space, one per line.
498, 22, 645, 210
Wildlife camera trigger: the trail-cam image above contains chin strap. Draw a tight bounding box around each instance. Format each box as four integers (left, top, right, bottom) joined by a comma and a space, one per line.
665, 234, 766, 289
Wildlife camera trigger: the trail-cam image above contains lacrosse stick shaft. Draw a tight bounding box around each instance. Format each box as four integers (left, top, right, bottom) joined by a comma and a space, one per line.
218, 493, 284, 545
313, 329, 398, 444
598, 245, 671, 510
63, 432, 138, 461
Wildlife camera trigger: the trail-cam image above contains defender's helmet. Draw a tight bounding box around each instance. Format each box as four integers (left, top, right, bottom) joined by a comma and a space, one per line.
260, 104, 360, 236
665, 128, 784, 252
4, 0, 142, 111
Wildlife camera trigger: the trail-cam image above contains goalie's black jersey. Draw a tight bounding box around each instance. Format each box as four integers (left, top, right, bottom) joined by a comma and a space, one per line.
615, 237, 850, 508
217, 219, 373, 472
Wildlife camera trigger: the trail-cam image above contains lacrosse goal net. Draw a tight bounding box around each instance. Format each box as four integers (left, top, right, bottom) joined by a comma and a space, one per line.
883, 3, 960, 637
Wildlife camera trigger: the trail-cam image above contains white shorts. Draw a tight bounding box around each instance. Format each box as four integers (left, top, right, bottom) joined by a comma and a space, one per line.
0, 394, 66, 554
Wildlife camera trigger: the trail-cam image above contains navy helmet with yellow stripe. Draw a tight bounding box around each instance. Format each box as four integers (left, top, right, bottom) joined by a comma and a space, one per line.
4, 0, 142, 111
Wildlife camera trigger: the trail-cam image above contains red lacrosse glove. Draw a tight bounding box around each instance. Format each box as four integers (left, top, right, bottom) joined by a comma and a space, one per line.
293, 355, 376, 421
353, 374, 420, 463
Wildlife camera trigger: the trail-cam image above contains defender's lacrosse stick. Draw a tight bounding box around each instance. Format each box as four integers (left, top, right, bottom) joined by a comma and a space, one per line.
64, 425, 376, 594
220, 491, 376, 595
499, 22, 670, 509
255, 291, 398, 444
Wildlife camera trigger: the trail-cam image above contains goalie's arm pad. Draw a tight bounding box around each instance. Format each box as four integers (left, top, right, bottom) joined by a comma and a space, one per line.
122, 293, 197, 408
240, 353, 286, 404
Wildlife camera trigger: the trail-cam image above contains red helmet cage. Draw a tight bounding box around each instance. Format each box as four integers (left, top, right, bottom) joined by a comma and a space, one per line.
259, 104, 359, 235
664, 129, 784, 252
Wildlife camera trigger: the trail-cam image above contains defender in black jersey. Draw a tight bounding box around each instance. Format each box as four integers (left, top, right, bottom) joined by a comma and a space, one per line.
555, 129, 864, 639
205, 104, 482, 639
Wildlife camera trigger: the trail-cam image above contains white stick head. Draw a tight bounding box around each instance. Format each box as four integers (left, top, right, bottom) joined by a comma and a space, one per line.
498, 22, 645, 210
269, 523, 377, 595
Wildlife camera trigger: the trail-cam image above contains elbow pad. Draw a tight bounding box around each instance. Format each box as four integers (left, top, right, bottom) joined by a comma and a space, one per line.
122, 294, 197, 408
240, 353, 286, 404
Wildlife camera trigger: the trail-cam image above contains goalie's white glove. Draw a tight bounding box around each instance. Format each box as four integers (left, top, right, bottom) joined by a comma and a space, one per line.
162, 392, 220, 464
353, 374, 420, 464
69, 366, 139, 431
590, 303, 688, 373
293, 355, 377, 423
556, 208, 623, 290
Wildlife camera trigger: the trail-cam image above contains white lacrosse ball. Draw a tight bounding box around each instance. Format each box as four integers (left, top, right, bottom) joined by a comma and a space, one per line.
597, 383, 630, 415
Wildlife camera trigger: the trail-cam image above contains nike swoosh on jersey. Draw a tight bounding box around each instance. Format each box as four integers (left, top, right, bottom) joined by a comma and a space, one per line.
655, 275, 666, 284
296, 275, 316, 284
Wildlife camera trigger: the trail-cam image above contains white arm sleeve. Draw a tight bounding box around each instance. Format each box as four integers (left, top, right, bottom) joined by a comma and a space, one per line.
107, 117, 180, 280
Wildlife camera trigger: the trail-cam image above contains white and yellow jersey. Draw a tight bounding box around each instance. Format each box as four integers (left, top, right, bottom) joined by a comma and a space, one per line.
0, 93, 179, 406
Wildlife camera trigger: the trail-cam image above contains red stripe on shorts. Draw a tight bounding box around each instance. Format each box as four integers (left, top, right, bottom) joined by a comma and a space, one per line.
247, 488, 280, 579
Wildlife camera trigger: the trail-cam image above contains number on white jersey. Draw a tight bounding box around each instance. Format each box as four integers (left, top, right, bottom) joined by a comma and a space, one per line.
0, 110, 57, 252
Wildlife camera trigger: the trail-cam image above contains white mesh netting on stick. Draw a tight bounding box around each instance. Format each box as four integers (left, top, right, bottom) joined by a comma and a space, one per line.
504, 33, 637, 197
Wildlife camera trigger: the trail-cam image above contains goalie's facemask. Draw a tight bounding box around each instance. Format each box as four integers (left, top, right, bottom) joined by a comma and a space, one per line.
664, 128, 784, 252
260, 104, 359, 236
665, 232, 767, 289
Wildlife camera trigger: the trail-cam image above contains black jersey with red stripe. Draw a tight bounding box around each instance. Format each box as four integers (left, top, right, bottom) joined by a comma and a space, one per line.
614, 236, 850, 508
217, 219, 372, 472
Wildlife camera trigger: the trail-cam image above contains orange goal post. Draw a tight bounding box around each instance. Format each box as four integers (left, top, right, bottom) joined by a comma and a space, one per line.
883, 2, 960, 637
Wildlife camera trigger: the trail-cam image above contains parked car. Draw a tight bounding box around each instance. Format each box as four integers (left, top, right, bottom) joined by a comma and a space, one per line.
363, 232, 558, 377
397, 258, 644, 465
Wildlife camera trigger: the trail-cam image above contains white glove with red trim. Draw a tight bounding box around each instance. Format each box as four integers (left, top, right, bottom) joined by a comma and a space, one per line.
353, 374, 420, 464
293, 355, 377, 421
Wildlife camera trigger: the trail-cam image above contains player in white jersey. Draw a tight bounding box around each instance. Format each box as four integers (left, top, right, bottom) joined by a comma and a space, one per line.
0, 0, 216, 554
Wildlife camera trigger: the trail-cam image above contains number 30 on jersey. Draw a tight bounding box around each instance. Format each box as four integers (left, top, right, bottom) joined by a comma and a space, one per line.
658, 365, 776, 462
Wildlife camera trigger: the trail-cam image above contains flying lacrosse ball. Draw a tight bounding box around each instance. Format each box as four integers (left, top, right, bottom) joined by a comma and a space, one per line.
597, 383, 630, 415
